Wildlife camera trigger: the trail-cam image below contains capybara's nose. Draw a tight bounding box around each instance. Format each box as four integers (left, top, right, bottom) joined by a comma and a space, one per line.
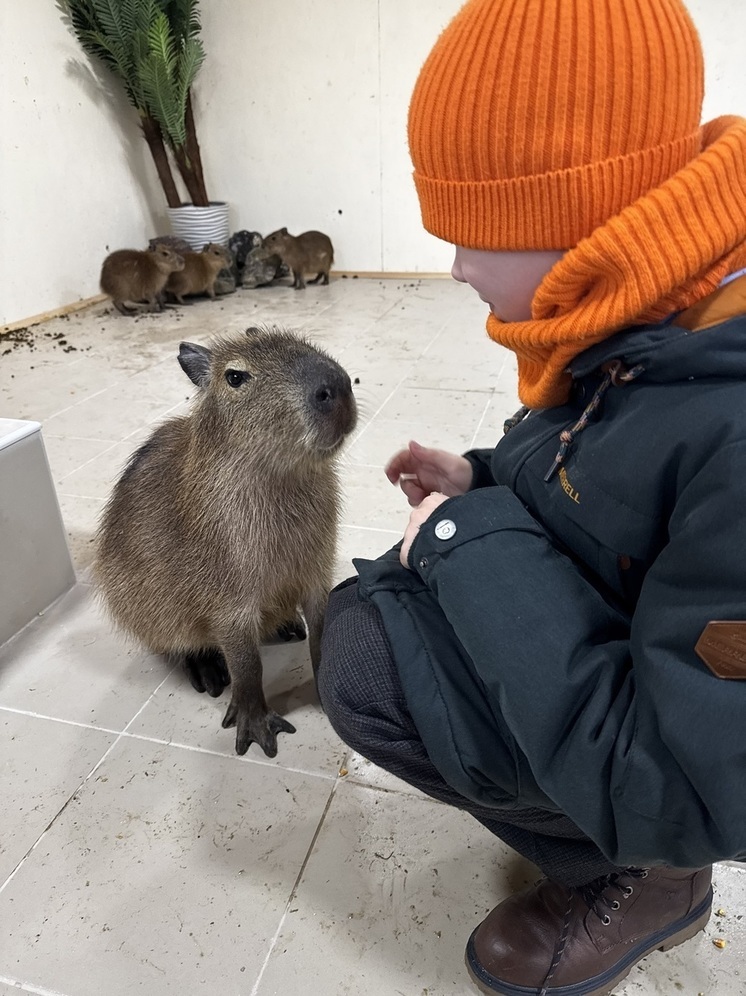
313, 384, 336, 413
310, 370, 351, 414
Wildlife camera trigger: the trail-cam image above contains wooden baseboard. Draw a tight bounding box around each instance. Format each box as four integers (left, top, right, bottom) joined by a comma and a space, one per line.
332, 271, 451, 280
1, 295, 108, 336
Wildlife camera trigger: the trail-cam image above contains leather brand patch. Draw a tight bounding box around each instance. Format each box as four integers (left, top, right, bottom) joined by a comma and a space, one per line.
695, 621, 746, 679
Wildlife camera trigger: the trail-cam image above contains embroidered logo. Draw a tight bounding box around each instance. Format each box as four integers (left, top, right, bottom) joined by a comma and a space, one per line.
558, 467, 580, 504
695, 621, 746, 679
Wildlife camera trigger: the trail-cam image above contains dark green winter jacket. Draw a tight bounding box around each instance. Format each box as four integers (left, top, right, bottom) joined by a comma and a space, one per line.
355, 310, 746, 870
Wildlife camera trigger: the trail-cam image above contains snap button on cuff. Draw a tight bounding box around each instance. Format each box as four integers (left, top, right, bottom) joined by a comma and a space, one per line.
418, 558, 428, 569
434, 518, 457, 540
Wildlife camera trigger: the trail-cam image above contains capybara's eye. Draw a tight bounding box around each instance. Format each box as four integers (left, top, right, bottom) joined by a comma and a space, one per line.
225, 369, 250, 388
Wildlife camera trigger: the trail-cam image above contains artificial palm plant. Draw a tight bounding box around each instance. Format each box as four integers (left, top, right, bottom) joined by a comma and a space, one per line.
58, 0, 210, 207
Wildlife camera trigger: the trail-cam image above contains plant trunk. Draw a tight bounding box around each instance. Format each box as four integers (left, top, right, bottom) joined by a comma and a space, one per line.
174, 145, 209, 207
184, 91, 209, 205
140, 114, 181, 208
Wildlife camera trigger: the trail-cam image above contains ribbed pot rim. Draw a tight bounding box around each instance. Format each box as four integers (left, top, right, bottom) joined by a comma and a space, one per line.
168, 201, 228, 211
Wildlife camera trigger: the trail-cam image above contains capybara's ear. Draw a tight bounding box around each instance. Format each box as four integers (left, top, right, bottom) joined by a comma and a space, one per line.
178, 342, 212, 387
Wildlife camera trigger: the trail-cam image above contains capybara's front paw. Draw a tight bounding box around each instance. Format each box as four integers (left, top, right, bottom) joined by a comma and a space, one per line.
183, 648, 231, 698
221, 700, 296, 757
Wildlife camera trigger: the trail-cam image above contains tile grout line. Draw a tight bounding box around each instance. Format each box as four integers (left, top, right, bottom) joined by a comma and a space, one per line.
468, 389, 498, 450
57, 492, 106, 502
0, 667, 177, 901
248, 776, 343, 996
339, 523, 401, 535
53, 391, 196, 484
0, 703, 121, 737
0, 974, 72, 996
118, 731, 338, 781
55, 437, 129, 484
50, 391, 199, 487
44, 433, 120, 442
0, 704, 338, 782
40, 384, 111, 423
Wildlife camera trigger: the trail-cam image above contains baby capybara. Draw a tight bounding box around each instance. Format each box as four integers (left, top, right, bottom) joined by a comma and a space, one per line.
100, 245, 184, 315
165, 243, 233, 304
263, 228, 334, 289
95, 327, 357, 757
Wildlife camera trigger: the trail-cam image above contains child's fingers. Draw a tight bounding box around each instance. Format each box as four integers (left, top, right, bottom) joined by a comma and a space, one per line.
385, 448, 415, 483
400, 478, 426, 506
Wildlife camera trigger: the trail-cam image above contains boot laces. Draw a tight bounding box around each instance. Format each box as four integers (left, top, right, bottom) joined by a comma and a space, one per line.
575, 867, 650, 926
538, 868, 650, 996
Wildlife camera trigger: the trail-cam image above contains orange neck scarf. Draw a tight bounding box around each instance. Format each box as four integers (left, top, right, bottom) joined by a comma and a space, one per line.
487, 117, 746, 408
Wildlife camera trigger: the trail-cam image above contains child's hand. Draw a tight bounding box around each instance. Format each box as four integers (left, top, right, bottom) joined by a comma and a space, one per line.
385, 440, 473, 507
400, 492, 450, 568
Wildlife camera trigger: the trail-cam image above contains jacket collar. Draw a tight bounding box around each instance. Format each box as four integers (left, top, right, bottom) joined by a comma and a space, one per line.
570, 276, 746, 383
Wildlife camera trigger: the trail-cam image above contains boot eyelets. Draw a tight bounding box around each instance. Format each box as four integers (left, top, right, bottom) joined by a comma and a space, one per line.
601, 914, 612, 926
622, 886, 634, 898
610, 900, 620, 910
640, 869, 649, 878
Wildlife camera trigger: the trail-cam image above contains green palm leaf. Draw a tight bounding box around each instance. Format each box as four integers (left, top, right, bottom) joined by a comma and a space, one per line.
146, 10, 178, 83
140, 13, 186, 147
177, 36, 205, 109
57, 0, 208, 203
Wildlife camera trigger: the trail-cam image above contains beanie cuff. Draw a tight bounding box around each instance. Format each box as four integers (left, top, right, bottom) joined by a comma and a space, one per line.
413, 130, 703, 250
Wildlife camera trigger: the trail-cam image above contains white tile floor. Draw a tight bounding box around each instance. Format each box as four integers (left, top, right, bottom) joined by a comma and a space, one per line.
0, 277, 744, 996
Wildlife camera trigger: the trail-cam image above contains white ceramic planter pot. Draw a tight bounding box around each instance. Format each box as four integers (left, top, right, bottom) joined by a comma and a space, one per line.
167, 201, 230, 249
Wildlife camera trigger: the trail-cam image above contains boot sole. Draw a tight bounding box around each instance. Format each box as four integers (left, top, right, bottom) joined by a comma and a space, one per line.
465, 887, 712, 996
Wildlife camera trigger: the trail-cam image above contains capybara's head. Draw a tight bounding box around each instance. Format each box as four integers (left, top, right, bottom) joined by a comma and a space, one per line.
149, 244, 185, 273
177, 327, 357, 467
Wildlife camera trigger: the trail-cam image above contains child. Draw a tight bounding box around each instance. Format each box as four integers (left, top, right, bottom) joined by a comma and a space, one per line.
319, 0, 746, 993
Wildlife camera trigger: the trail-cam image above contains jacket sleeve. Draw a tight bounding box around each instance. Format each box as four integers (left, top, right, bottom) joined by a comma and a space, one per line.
463, 447, 497, 490
408, 440, 746, 869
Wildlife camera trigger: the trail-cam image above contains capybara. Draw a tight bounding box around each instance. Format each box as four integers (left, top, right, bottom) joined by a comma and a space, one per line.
100, 246, 184, 315
263, 228, 334, 290
165, 243, 234, 304
95, 327, 357, 757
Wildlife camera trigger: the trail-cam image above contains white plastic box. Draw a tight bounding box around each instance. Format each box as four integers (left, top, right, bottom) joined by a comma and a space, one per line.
0, 418, 76, 646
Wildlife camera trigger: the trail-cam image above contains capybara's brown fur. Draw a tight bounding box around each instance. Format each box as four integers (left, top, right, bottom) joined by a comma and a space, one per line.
165, 243, 233, 304
94, 327, 357, 758
263, 228, 334, 290
100, 246, 185, 315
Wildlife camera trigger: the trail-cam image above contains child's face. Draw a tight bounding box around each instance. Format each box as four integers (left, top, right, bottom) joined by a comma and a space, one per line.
451, 246, 565, 321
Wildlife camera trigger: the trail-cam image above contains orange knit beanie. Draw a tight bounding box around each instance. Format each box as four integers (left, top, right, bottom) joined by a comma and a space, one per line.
409, 0, 703, 250
408, 0, 746, 407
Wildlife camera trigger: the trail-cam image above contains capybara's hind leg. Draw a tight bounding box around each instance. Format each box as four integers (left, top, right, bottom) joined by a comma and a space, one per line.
307, 273, 324, 285
113, 300, 135, 316
182, 647, 231, 698
321, 271, 330, 285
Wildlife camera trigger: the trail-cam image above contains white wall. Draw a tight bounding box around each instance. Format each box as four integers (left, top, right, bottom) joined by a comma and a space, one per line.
3, 0, 746, 326
0, 0, 164, 326
197, 0, 462, 275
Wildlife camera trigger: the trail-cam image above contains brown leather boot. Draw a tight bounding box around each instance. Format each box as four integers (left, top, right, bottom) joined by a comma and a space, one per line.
466, 866, 712, 995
